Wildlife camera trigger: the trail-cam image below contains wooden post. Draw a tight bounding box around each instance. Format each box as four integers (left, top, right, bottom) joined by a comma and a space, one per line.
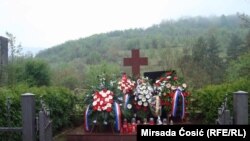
233, 91, 248, 124
21, 93, 36, 141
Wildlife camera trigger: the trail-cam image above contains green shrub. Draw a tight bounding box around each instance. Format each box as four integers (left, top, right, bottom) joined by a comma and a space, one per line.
0, 84, 78, 140
191, 78, 250, 124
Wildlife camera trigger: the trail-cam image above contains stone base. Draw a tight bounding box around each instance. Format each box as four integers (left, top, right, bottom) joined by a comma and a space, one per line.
66, 126, 136, 141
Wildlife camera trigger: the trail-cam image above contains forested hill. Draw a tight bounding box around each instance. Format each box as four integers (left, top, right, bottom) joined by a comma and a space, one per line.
35, 14, 250, 89
36, 15, 246, 64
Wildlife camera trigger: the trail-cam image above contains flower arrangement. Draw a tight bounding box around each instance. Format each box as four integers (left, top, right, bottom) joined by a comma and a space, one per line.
117, 73, 135, 95
84, 73, 122, 133
154, 70, 190, 119
83, 70, 190, 133
133, 77, 154, 119
92, 89, 114, 112
117, 73, 136, 119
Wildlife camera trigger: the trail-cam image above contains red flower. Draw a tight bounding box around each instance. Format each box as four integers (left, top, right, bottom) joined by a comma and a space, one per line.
166, 71, 172, 76
106, 107, 112, 112
173, 76, 178, 80
93, 106, 98, 111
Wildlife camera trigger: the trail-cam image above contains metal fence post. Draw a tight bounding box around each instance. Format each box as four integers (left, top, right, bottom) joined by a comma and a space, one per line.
21, 93, 36, 141
233, 91, 248, 125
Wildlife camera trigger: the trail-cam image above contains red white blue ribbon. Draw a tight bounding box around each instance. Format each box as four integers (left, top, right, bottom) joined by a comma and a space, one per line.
114, 102, 121, 132
124, 94, 130, 109
84, 105, 90, 132
172, 89, 185, 119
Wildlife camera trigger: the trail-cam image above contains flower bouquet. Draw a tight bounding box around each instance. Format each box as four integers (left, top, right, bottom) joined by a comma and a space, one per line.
154, 70, 190, 120
117, 73, 136, 119
133, 77, 154, 119
83, 73, 122, 133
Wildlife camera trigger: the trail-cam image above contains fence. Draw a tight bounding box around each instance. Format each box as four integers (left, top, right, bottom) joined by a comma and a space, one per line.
0, 93, 53, 141
216, 91, 248, 125
39, 99, 53, 141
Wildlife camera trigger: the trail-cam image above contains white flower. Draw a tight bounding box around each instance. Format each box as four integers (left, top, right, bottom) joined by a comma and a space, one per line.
100, 91, 107, 97
108, 95, 113, 99
106, 90, 111, 95
134, 97, 137, 101
93, 101, 97, 106
167, 76, 171, 79
94, 95, 98, 99
147, 99, 151, 103
102, 106, 107, 110
148, 86, 153, 92
127, 104, 132, 109
182, 83, 187, 88
166, 83, 171, 88
143, 102, 148, 107
142, 97, 146, 102
138, 101, 142, 106
143, 90, 148, 94
97, 106, 101, 111
138, 95, 142, 99
105, 98, 109, 102
171, 86, 176, 90
146, 94, 150, 99
99, 91, 104, 95
97, 98, 100, 102
106, 103, 112, 108
163, 93, 167, 96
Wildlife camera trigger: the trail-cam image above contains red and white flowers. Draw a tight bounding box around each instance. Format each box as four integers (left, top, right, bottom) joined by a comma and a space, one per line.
118, 73, 135, 94
92, 89, 114, 112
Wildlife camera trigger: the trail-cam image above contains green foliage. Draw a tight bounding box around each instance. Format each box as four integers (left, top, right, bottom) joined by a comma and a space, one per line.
24, 59, 51, 87
35, 15, 249, 89
191, 78, 250, 124
84, 62, 120, 88
226, 52, 250, 82
227, 34, 244, 60
0, 84, 77, 139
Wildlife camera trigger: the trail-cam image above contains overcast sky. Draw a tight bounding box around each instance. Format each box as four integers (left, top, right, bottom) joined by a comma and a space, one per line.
0, 0, 250, 54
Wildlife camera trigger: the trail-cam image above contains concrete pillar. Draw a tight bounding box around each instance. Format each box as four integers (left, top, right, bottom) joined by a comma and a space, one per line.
0, 36, 8, 85
21, 93, 36, 141
233, 91, 248, 125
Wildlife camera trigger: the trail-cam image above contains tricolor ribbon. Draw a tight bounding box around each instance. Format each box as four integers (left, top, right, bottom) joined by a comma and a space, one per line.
171, 89, 185, 119
84, 105, 90, 132
124, 94, 130, 109
114, 102, 121, 132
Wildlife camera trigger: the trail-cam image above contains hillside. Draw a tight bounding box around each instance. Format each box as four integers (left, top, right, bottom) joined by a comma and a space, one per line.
35, 14, 249, 89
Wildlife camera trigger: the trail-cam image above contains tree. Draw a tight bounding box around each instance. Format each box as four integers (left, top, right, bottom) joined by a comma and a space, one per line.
24, 60, 51, 87
227, 34, 243, 60
5, 32, 22, 61
192, 37, 207, 67
244, 30, 250, 52
206, 35, 224, 84
5, 32, 22, 87
226, 52, 250, 82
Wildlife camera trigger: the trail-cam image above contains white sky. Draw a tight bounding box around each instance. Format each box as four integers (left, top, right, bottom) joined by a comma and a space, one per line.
0, 0, 250, 54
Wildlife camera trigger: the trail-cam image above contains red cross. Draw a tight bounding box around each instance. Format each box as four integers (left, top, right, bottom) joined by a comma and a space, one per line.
123, 49, 148, 77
